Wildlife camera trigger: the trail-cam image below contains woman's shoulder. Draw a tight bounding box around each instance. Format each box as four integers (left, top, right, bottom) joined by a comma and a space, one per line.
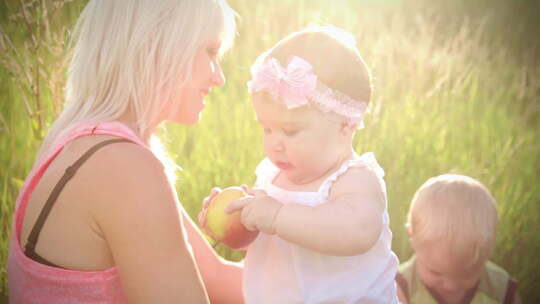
67, 135, 172, 210
72, 135, 162, 175
75, 136, 184, 242
92, 138, 159, 168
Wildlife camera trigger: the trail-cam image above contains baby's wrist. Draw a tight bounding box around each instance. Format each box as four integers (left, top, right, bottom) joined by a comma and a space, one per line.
270, 203, 284, 235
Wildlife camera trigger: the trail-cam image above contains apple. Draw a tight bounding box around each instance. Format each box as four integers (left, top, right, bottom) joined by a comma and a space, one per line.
203, 186, 259, 249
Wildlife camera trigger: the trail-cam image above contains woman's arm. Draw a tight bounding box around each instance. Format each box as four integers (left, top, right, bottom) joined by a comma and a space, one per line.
91, 143, 209, 303
181, 208, 244, 304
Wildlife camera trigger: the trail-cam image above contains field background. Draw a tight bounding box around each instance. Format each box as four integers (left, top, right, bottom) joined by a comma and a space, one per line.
1, 0, 539, 302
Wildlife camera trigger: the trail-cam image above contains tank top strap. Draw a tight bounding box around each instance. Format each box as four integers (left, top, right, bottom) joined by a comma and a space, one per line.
24, 138, 135, 263
44, 121, 146, 160
318, 152, 385, 199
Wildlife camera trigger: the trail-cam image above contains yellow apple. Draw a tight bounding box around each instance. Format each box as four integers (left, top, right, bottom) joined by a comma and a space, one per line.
204, 186, 259, 249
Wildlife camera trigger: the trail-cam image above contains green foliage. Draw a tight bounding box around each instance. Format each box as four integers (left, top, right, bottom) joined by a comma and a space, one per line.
1, 0, 539, 301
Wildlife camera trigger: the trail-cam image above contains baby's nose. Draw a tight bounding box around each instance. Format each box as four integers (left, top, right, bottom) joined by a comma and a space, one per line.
272, 139, 285, 152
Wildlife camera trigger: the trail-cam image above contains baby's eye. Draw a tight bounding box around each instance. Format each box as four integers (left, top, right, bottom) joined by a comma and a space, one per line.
284, 129, 300, 136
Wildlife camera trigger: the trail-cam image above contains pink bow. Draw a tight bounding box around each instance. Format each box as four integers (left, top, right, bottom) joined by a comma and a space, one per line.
248, 56, 318, 109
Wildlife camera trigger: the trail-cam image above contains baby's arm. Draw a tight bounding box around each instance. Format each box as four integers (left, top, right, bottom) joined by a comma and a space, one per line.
228, 167, 385, 256
275, 167, 385, 256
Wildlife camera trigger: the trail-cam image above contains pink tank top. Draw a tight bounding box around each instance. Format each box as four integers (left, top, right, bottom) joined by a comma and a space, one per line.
8, 121, 147, 303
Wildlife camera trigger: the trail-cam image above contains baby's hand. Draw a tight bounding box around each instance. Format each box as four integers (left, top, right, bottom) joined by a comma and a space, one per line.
225, 187, 283, 235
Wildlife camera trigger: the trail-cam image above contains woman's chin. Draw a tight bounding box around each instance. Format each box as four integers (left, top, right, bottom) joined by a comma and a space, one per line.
169, 113, 202, 125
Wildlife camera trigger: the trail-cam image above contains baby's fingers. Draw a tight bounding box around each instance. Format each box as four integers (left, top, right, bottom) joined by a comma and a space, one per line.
240, 204, 258, 231
241, 185, 267, 197
251, 187, 267, 198
241, 184, 253, 195
225, 197, 253, 214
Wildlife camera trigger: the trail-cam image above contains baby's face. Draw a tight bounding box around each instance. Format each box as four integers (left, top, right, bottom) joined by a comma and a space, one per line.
252, 93, 349, 185
413, 239, 486, 304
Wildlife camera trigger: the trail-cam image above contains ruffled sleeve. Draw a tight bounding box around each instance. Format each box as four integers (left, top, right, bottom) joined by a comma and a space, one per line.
319, 152, 385, 199
350, 152, 385, 178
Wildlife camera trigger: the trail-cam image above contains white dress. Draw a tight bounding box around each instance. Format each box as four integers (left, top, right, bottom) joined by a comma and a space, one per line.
243, 153, 399, 304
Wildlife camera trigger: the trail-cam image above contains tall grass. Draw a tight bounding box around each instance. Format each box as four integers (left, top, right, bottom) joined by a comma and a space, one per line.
1, 0, 539, 301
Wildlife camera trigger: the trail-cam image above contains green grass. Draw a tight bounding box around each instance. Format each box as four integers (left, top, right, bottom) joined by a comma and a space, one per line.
1, 0, 539, 301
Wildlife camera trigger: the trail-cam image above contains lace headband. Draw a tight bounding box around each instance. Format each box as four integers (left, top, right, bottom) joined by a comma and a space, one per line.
247, 55, 368, 128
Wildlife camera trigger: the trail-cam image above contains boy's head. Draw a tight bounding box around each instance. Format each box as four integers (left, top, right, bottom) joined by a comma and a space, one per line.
406, 174, 498, 302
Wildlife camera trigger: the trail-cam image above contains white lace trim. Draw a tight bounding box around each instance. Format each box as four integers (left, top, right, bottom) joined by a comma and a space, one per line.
318, 152, 384, 199
310, 81, 368, 122
248, 55, 369, 129
255, 153, 384, 201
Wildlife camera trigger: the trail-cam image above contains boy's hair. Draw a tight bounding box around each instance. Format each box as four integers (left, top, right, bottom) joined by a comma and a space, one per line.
255, 26, 372, 107
407, 174, 498, 263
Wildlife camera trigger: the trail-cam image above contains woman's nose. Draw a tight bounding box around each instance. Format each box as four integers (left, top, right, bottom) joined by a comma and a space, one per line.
211, 61, 225, 87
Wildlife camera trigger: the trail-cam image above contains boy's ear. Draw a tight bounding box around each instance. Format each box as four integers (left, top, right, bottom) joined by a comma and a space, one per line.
405, 223, 413, 238
406, 224, 417, 250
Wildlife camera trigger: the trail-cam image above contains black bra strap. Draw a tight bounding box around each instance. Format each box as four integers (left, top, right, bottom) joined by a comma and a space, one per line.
25, 248, 61, 268
503, 278, 519, 304
24, 138, 134, 256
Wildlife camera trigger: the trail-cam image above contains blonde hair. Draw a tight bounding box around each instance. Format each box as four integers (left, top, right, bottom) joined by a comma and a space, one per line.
407, 174, 498, 263
255, 25, 372, 108
38, 0, 236, 162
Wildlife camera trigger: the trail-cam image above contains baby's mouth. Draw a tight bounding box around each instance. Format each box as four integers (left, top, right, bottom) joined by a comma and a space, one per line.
275, 161, 293, 170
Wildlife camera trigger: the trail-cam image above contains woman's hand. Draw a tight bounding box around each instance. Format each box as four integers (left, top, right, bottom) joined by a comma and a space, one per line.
198, 187, 222, 230
225, 187, 283, 235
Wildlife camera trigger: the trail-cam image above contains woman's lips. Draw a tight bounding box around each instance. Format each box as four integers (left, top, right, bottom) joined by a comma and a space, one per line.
275, 161, 293, 170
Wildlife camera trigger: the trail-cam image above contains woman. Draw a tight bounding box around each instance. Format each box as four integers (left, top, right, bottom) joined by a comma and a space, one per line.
8, 0, 242, 303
